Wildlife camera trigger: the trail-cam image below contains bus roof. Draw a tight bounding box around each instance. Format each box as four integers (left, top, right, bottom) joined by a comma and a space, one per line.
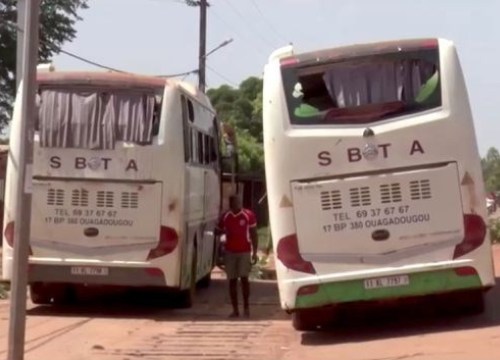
35, 70, 214, 110
36, 71, 169, 89
280, 38, 443, 67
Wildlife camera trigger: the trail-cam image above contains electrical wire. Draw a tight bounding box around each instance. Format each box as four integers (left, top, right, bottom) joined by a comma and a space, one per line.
57, 49, 128, 73
221, 0, 279, 49
249, 0, 289, 45
1, 18, 129, 73
206, 64, 238, 87
209, 7, 269, 58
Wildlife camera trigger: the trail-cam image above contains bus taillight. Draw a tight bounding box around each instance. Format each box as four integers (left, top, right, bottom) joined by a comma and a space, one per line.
277, 234, 316, 274
147, 226, 179, 261
418, 38, 438, 49
453, 266, 478, 277
4, 221, 33, 255
280, 57, 299, 67
453, 214, 486, 259
4, 221, 14, 247
297, 284, 319, 296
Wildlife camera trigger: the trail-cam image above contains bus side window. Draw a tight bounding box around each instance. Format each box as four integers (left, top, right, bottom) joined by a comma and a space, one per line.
209, 136, 218, 167
204, 134, 210, 165
181, 95, 191, 163
187, 99, 195, 123
35, 90, 42, 131
197, 132, 204, 165
211, 117, 221, 169
191, 128, 198, 163
152, 96, 162, 136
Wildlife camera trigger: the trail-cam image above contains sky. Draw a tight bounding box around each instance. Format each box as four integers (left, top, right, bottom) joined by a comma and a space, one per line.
52, 0, 500, 155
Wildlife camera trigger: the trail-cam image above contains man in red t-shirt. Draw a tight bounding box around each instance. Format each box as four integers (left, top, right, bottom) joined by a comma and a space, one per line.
216, 195, 258, 318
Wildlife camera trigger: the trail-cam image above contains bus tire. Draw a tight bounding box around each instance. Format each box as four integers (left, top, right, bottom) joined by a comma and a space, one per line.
197, 272, 211, 288
459, 290, 485, 315
51, 284, 76, 305
176, 288, 194, 308
177, 249, 197, 308
438, 289, 485, 315
29, 283, 52, 305
292, 310, 321, 331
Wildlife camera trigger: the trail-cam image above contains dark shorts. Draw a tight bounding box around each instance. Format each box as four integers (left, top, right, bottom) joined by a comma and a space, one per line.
224, 251, 251, 279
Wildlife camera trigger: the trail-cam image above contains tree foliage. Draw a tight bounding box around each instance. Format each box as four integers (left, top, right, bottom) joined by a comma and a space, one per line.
0, 0, 88, 131
482, 147, 500, 192
207, 77, 264, 174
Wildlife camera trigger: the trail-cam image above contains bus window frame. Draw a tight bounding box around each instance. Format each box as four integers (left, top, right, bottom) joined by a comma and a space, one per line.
281, 49, 442, 127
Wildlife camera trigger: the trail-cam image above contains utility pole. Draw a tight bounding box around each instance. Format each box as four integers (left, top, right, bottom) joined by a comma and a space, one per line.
198, 0, 208, 92
8, 1, 39, 359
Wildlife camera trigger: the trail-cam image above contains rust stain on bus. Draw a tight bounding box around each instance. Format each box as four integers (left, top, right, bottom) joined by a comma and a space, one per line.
168, 199, 178, 212
280, 195, 293, 208
37, 71, 168, 89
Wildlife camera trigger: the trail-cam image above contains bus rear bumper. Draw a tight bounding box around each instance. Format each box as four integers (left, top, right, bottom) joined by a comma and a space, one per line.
28, 263, 168, 287
288, 265, 492, 311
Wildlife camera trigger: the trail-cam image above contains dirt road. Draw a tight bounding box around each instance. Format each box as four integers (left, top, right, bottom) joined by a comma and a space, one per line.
0, 247, 499, 360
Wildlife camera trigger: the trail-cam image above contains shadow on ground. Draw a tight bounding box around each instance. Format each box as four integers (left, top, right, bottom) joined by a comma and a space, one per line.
301, 278, 500, 346
26, 277, 286, 322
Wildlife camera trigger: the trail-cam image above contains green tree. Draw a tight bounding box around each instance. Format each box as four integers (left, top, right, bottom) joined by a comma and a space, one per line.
481, 147, 500, 192
207, 77, 264, 175
0, 0, 88, 131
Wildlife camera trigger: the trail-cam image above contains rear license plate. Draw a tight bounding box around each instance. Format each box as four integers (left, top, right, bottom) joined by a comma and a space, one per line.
71, 266, 109, 276
364, 275, 410, 289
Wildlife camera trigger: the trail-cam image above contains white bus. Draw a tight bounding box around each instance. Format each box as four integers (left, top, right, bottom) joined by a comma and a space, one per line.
2, 69, 222, 307
263, 38, 495, 330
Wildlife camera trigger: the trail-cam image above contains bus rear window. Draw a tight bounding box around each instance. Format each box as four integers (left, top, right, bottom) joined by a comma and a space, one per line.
281, 49, 441, 125
37, 87, 163, 149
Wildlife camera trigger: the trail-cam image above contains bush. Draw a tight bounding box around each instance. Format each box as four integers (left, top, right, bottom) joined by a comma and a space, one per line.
489, 218, 500, 244
256, 227, 271, 251
0, 284, 9, 300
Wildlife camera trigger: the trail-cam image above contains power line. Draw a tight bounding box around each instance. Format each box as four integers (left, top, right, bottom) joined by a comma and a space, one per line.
2, 18, 200, 77
2, 10, 236, 85
206, 64, 238, 87
143, 0, 193, 5
1, 18, 129, 73
209, 6, 269, 58
249, 0, 289, 45
221, 0, 279, 50
157, 69, 198, 78
58, 50, 127, 73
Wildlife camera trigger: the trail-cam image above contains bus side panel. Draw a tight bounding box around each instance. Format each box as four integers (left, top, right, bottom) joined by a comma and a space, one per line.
443, 42, 495, 287
2, 86, 23, 280
181, 93, 221, 289
263, 61, 300, 310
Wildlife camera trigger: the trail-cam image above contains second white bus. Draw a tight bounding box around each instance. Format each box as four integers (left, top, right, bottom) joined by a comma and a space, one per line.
3, 69, 222, 307
263, 38, 495, 330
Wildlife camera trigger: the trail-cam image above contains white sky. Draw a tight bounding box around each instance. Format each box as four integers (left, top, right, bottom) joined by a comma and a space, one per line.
52, 0, 500, 155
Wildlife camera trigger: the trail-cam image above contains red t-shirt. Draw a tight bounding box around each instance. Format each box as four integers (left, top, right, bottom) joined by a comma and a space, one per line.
217, 209, 257, 253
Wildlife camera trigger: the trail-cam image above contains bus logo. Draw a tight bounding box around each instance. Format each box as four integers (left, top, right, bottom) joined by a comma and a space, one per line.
87, 157, 102, 170
362, 144, 379, 160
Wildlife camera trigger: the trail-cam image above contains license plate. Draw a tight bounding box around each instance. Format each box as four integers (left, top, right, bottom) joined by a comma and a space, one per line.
364, 275, 410, 289
71, 266, 109, 276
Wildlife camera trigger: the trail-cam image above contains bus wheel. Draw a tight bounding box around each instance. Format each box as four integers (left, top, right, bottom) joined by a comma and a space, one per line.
438, 290, 485, 315
29, 283, 52, 305
197, 272, 211, 288
51, 284, 77, 305
292, 309, 325, 331
458, 290, 485, 315
177, 251, 197, 308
